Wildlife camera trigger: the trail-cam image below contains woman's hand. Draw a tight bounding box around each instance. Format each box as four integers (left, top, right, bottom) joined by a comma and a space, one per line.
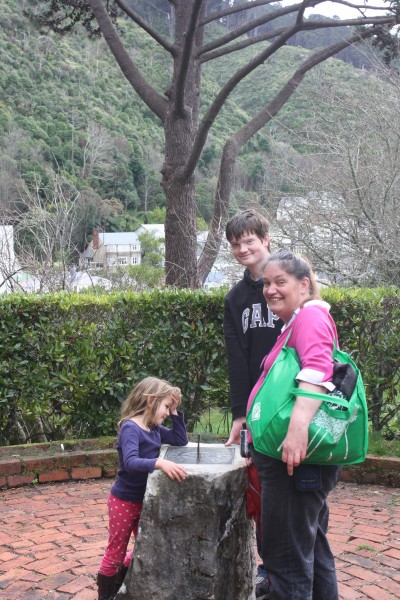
281, 420, 309, 476
155, 458, 187, 481
282, 382, 326, 476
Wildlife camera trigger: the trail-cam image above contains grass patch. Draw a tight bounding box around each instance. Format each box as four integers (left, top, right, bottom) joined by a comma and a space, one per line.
355, 545, 377, 552
368, 431, 400, 458
193, 408, 232, 436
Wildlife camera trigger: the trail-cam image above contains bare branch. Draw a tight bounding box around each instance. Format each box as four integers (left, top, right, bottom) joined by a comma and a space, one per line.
201, 0, 297, 25
268, 58, 400, 286
114, 0, 175, 54
174, 0, 206, 117
249, 27, 384, 139
13, 170, 82, 292
192, 8, 397, 174
202, 0, 394, 56
185, 23, 302, 179
198, 3, 305, 56
200, 14, 396, 62
88, 0, 168, 121
197, 27, 382, 283
200, 26, 289, 62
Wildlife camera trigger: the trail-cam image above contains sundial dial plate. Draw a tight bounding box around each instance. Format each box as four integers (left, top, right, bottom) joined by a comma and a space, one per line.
164, 446, 235, 465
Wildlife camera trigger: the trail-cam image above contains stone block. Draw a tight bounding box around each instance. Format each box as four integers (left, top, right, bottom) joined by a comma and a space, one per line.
119, 443, 255, 600
7, 473, 36, 487
102, 465, 118, 478
86, 449, 117, 466
55, 451, 87, 468
0, 458, 21, 476
38, 469, 70, 483
23, 456, 55, 471
71, 466, 102, 480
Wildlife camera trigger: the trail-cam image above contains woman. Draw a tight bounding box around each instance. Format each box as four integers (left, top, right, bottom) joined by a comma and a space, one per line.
247, 249, 341, 600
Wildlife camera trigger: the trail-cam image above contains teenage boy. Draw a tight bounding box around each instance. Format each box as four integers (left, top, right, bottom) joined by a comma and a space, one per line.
224, 209, 282, 599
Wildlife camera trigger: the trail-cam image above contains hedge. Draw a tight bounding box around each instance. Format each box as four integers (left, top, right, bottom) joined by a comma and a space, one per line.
322, 286, 400, 435
0, 289, 227, 444
0, 287, 399, 445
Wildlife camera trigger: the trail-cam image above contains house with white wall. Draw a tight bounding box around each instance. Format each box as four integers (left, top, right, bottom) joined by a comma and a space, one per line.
135, 224, 165, 239
81, 229, 142, 271
80, 226, 242, 287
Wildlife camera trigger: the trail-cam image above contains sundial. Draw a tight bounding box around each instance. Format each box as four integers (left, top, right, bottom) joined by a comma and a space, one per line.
164, 445, 235, 465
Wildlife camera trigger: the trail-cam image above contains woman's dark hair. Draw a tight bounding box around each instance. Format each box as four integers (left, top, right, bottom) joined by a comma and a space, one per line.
263, 249, 320, 302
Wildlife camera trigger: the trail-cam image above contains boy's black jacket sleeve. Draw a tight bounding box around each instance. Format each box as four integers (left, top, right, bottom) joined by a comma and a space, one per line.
224, 295, 252, 420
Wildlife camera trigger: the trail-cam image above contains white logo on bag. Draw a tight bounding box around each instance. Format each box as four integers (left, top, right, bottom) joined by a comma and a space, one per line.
251, 402, 261, 421
306, 405, 359, 460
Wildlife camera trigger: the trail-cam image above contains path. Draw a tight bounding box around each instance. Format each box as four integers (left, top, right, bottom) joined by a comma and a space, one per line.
0, 480, 399, 599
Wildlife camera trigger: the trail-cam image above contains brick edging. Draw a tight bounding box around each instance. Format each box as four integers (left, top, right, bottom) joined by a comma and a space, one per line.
340, 455, 400, 487
0, 448, 118, 489
0, 446, 399, 489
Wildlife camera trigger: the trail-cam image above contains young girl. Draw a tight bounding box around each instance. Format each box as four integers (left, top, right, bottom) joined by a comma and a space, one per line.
97, 376, 188, 600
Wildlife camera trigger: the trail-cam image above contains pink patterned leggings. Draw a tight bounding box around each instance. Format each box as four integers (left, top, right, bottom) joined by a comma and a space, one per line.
99, 493, 143, 577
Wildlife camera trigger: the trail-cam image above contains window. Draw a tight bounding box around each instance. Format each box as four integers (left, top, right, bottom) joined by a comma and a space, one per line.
131, 257, 139, 265
118, 257, 127, 265
108, 257, 116, 266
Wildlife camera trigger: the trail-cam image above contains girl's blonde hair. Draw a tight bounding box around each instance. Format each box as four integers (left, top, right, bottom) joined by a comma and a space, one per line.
119, 376, 179, 429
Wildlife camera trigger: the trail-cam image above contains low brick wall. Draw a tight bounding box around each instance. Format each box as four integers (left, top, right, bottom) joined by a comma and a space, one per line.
0, 439, 399, 489
340, 455, 400, 487
0, 448, 118, 489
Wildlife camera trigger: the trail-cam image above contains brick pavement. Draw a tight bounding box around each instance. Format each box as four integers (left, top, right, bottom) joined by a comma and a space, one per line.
0, 480, 399, 599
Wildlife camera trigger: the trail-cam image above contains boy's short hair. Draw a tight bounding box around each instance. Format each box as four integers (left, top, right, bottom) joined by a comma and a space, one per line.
225, 209, 270, 242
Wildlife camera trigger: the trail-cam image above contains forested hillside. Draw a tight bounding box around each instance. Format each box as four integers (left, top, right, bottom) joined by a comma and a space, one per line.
0, 0, 396, 256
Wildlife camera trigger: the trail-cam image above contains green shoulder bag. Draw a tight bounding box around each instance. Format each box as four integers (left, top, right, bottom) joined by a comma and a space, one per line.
246, 336, 368, 465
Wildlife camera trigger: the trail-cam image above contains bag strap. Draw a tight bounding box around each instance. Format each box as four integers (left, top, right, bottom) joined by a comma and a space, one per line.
282, 330, 292, 347
290, 388, 349, 408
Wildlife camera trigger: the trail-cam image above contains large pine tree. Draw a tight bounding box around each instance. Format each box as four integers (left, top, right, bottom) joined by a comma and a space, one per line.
26, 0, 399, 286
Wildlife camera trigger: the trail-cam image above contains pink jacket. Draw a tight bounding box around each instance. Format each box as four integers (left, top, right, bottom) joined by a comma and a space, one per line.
247, 300, 338, 419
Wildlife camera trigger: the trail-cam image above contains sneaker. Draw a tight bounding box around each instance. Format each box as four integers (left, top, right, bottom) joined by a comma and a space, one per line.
255, 573, 270, 599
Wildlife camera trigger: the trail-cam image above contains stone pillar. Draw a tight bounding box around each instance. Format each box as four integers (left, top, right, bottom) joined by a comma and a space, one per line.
118, 443, 256, 600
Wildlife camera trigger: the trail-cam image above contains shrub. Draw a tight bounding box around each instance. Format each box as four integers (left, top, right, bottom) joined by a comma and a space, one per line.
0, 287, 399, 445
0, 289, 227, 444
323, 287, 400, 437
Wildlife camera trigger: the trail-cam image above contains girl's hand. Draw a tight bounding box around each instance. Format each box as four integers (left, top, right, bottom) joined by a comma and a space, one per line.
155, 458, 187, 482
170, 387, 182, 415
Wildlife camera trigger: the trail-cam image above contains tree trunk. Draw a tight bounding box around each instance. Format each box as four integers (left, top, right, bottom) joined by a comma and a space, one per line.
162, 107, 199, 288
370, 387, 383, 432
161, 1, 204, 288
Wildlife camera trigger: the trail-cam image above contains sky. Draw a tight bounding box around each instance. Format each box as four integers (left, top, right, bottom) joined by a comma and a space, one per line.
282, 0, 391, 20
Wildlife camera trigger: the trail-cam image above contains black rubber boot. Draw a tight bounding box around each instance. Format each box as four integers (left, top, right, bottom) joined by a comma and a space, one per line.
114, 565, 129, 595
97, 572, 118, 600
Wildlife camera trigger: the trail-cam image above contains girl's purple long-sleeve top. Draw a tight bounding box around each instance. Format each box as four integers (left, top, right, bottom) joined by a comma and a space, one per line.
111, 412, 188, 502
